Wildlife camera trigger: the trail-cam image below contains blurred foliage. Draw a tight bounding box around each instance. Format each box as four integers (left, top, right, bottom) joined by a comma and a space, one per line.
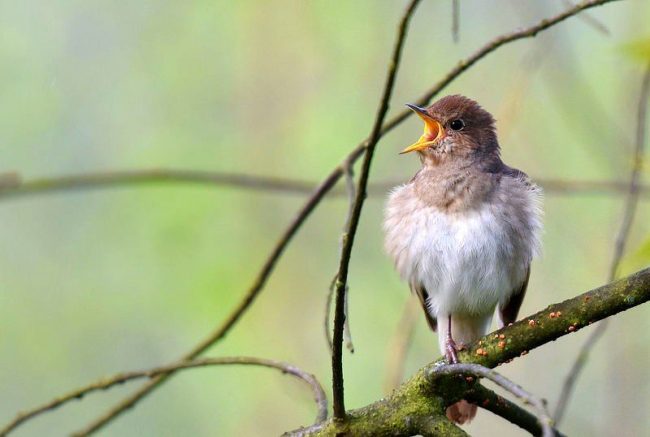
0, 1, 649, 436
622, 36, 650, 61
621, 236, 650, 276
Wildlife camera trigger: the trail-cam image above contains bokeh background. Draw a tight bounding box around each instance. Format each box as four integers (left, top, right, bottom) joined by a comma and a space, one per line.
1, 1, 649, 436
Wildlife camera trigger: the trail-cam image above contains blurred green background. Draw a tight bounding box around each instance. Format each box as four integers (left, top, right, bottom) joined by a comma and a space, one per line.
1, 1, 649, 436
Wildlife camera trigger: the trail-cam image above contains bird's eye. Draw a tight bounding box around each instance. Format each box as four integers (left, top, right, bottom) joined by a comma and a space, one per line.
449, 119, 465, 131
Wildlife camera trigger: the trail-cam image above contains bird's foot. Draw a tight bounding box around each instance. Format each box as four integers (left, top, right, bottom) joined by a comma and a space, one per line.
445, 337, 459, 364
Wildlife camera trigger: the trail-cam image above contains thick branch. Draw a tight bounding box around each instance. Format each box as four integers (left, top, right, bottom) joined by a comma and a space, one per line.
452, 268, 650, 367
1, 357, 327, 436
292, 268, 650, 436
466, 385, 565, 437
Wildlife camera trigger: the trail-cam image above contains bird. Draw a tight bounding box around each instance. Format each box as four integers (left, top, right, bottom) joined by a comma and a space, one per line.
383, 95, 542, 424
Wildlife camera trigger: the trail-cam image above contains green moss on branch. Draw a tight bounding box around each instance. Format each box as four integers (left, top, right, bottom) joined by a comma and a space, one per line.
289, 268, 650, 436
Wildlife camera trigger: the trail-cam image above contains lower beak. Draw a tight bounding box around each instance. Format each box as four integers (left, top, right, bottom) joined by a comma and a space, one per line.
400, 104, 445, 154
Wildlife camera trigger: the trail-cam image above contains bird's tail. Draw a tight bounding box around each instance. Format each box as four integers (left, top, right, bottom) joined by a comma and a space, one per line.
446, 400, 477, 424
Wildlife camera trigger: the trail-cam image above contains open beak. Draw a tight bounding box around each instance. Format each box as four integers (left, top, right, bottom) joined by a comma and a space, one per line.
400, 104, 445, 154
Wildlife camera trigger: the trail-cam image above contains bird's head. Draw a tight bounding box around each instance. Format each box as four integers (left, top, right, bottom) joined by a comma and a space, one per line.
400, 95, 498, 164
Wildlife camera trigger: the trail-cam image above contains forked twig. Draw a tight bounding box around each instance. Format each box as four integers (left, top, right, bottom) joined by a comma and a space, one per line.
435, 364, 556, 437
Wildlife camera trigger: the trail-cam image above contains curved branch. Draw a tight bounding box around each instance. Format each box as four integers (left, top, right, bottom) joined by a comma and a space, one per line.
466, 385, 565, 437
1, 357, 327, 436
434, 364, 555, 437
75, 0, 624, 433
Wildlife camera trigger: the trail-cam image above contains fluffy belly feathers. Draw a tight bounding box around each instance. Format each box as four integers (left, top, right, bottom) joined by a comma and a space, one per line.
384, 184, 530, 318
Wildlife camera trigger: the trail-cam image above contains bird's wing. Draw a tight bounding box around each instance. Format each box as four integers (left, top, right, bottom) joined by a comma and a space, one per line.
498, 265, 531, 326
410, 281, 437, 332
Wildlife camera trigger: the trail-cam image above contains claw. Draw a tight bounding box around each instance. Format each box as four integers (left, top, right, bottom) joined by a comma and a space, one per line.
445, 336, 459, 364
445, 314, 460, 364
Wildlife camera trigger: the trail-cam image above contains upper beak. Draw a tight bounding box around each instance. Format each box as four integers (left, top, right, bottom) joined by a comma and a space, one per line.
400, 104, 445, 154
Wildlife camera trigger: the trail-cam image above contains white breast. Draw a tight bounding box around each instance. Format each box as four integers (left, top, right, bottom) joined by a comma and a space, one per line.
384, 182, 541, 319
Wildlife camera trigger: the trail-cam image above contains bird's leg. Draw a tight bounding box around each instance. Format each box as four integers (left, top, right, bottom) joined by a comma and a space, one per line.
445, 314, 459, 364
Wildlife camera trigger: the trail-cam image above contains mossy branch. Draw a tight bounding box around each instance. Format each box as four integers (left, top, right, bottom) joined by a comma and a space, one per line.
288, 267, 650, 436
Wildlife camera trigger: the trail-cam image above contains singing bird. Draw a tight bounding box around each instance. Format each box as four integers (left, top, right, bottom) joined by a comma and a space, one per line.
383, 95, 542, 424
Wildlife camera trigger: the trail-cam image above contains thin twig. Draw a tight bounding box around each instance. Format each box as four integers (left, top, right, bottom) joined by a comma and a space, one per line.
466, 385, 566, 437
342, 161, 356, 226
435, 364, 555, 437
1, 170, 649, 200
0, 357, 327, 436
341, 161, 356, 354
554, 59, 650, 425
0, 169, 317, 198
325, 157, 359, 355
75, 0, 622, 433
343, 286, 354, 353
324, 278, 336, 354
331, 0, 423, 418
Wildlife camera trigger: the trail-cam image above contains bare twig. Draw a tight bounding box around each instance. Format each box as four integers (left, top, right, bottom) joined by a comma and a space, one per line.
331, 0, 423, 418
0, 169, 317, 198
435, 364, 555, 437
0, 357, 327, 436
466, 385, 565, 437
340, 161, 357, 354
1, 170, 650, 201
75, 0, 623, 433
324, 279, 336, 354
342, 161, 356, 225
323, 162, 358, 355
554, 60, 650, 425
343, 286, 354, 354
341, 163, 356, 354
